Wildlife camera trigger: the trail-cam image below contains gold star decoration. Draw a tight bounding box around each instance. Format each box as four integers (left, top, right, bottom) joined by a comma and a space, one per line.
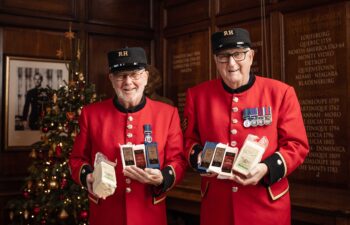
64, 23, 75, 40
56, 48, 64, 59
56, 40, 64, 59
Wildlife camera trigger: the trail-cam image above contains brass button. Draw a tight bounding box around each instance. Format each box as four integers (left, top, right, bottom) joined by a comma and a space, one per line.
126, 187, 131, 193
232, 97, 239, 103
126, 142, 132, 145
230, 129, 237, 135
232, 119, 238, 124
125, 178, 131, 184
232, 107, 239, 113
126, 124, 133, 129
127, 133, 133, 138
277, 159, 282, 165
232, 186, 238, 192
127, 116, 133, 122
230, 141, 237, 146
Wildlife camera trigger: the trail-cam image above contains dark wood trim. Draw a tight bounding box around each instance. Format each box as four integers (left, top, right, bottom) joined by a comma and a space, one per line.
164, 20, 211, 38
0, 1, 77, 20
0, 13, 73, 31
85, 23, 154, 39
269, 0, 344, 13
269, 11, 284, 81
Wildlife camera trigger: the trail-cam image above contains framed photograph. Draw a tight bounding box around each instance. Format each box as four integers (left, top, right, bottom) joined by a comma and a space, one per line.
4, 56, 69, 150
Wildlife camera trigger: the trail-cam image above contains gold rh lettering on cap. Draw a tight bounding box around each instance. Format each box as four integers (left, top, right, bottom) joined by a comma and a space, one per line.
224, 30, 234, 36
118, 51, 128, 57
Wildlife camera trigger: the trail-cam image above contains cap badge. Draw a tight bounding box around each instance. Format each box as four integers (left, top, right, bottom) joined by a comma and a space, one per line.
223, 29, 235, 36
118, 50, 129, 57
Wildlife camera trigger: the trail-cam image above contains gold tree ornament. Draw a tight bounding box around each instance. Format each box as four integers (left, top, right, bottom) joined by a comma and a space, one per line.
46, 107, 52, 114
6, 23, 98, 225
29, 149, 37, 159
9, 211, 14, 220
48, 146, 54, 157
78, 72, 84, 81
49, 180, 58, 189
53, 93, 58, 104
27, 180, 33, 189
59, 209, 69, 219
24, 210, 29, 219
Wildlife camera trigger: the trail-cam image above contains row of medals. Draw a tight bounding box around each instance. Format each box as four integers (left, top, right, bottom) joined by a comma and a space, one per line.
242, 107, 272, 128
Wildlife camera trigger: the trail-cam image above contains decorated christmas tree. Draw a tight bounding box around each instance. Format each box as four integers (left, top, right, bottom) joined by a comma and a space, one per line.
6, 24, 100, 225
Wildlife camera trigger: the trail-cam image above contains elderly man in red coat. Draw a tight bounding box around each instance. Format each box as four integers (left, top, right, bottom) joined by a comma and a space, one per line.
69, 47, 187, 225
184, 28, 309, 225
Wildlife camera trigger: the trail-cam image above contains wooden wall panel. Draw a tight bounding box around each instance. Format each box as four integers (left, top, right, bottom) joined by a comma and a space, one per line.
87, 34, 152, 98
165, 29, 210, 117
165, 0, 210, 28
161, 1, 350, 225
165, 0, 191, 7
88, 0, 151, 29
284, 3, 349, 188
0, 0, 75, 19
0, 1, 155, 225
0, 27, 68, 225
217, 0, 262, 15
3, 27, 63, 58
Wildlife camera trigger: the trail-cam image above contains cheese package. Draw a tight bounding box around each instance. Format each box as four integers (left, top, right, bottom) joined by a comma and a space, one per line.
92, 153, 117, 199
232, 135, 268, 176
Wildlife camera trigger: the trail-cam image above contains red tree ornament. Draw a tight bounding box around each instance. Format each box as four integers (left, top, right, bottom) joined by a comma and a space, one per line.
33, 206, 40, 215
79, 210, 88, 220
60, 178, 68, 189
23, 190, 30, 199
55, 145, 62, 158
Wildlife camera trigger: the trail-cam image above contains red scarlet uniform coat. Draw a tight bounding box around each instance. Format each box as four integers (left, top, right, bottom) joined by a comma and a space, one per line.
184, 75, 309, 225
69, 97, 187, 225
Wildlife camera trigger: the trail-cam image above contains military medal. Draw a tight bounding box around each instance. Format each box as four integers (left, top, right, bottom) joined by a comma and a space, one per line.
264, 106, 272, 125
243, 120, 251, 128
250, 108, 258, 127
257, 107, 264, 126
243, 109, 251, 128
243, 106, 272, 128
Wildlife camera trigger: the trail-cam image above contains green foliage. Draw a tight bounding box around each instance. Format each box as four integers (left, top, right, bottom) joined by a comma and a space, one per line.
6, 25, 101, 225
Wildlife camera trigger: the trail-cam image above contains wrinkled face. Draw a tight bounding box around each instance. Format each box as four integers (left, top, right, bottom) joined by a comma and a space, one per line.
109, 68, 149, 107
214, 48, 254, 87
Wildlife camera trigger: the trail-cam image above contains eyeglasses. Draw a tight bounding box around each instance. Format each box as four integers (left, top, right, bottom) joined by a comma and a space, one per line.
113, 69, 145, 81
216, 50, 250, 63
